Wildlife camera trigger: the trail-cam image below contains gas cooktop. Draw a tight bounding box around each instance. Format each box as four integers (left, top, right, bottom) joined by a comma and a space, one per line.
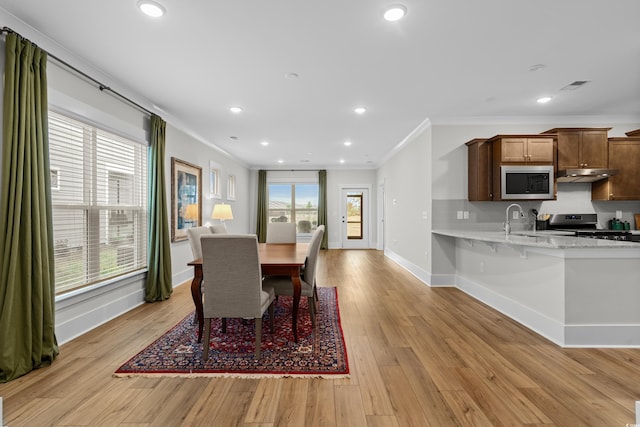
546, 214, 640, 242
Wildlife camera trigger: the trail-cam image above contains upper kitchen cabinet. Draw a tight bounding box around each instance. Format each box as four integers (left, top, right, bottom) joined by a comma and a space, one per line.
592, 137, 640, 200
626, 129, 640, 137
466, 138, 493, 201
543, 128, 611, 170
487, 135, 555, 164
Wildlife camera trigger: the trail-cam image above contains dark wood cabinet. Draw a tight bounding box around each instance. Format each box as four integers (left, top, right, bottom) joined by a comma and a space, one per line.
543, 128, 610, 170
488, 135, 555, 164
466, 138, 493, 201
592, 137, 640, 200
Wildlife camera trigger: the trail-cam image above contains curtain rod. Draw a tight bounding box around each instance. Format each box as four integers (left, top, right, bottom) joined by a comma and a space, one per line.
1, 26, 156, 118
262, 169, 325, 172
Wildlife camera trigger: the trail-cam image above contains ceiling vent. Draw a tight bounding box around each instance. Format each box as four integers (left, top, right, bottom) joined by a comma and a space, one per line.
560, 81, 590, 91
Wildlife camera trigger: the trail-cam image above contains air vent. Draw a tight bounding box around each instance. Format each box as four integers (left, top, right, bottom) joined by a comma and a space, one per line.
561, 81, 590, 91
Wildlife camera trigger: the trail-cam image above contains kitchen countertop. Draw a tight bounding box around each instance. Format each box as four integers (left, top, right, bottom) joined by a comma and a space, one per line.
432, 229, 640, 249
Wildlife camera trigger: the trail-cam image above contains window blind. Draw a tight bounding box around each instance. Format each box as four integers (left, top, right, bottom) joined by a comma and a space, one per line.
49, 111, 148, 294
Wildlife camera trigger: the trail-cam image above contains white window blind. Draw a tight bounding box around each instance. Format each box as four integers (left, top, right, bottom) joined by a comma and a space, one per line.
49, 111, 148, 294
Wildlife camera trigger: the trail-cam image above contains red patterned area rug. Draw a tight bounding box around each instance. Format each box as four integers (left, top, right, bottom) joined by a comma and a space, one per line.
114, 287, 349, 378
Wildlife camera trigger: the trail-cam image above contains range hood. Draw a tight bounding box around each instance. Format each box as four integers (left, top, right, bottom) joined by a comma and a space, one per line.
556, 168, 618, 183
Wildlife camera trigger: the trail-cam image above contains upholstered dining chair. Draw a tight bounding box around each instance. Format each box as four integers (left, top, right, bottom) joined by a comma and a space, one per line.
200, 234, 275, 359
263, 225, 324, 328
266, 222, 297, 243
186, 226, 213, 260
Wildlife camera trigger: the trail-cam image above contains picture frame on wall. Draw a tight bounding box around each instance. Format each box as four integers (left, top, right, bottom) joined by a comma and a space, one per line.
171, 157, 202, 242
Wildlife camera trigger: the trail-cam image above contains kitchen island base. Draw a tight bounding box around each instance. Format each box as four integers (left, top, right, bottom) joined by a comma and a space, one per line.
434, 230, 640, 347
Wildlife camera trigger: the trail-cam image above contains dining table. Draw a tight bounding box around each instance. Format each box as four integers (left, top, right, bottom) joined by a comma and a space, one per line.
188, 242, 309, 343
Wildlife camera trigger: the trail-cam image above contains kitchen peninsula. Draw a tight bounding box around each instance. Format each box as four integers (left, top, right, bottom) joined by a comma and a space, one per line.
432, 229, 640, 347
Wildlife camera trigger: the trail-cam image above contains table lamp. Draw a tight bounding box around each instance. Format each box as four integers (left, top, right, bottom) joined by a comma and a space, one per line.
211, 203, 233, 230
183, 203, 199, 224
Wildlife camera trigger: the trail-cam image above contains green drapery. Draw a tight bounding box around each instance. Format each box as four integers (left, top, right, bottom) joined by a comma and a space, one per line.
318, 170, 328, 249
256, 170, 267, 242
0, 33, 59, 382
145, 115, 173, 302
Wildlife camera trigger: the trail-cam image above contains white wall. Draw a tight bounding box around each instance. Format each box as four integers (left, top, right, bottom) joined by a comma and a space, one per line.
167, 125, 251, 286
326, 169, 378, 249
377, 123, 432, 282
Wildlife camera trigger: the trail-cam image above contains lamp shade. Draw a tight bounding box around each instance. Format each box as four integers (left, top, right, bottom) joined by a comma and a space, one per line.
183, 203, 199, 221
211, 203, 233, 221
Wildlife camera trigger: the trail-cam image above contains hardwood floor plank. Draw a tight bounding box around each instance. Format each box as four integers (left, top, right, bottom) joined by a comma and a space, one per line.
350, 335, 395, 416
244, 378, 283, 424
334, 385, 367, 427
273, 378, 308, 426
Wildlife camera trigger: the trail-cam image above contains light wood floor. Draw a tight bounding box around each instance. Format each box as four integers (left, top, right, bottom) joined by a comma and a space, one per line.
2, 249, 640, 426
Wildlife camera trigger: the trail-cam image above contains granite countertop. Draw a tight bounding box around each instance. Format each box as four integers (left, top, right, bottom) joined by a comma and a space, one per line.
432, 229, 640, 249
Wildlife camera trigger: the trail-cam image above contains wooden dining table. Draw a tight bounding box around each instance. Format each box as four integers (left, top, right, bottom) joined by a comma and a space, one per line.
188, 242, 308, 343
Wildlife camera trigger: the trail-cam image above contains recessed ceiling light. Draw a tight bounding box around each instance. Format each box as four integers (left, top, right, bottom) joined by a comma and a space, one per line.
285, 72, 300, 79
339, 159, 345, 164
261, 141, 269, 146
277, 159, 284, 164
344, 141, 352, 146
383, 4, 407, 22
528, 64, 546, 72
229, 106, 243, 113
354, 107, 367, 114
138, 0, 165, 17
536, 96, 552, 104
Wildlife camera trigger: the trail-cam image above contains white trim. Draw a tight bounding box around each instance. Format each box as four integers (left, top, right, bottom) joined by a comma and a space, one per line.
455, 275, 565, 346
430, 114, 640, 126
384, 248, 432, 286
379, 117, 431, 166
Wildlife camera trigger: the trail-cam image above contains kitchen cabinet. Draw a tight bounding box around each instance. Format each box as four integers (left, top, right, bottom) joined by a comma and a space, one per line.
466, 138, 493, 201
626, 129, 640, 137
543, 128, 610, 170
488, 135, 555, 164
592, 137, 640, 200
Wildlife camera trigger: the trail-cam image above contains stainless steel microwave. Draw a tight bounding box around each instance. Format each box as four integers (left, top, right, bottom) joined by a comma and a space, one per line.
501, 165, 554, 200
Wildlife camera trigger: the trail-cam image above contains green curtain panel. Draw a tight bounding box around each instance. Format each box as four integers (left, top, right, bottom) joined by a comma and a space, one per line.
318, 170, 328, 249
0, 33, 59, 382
256, 170, 267, 242
145, 115, 173, 302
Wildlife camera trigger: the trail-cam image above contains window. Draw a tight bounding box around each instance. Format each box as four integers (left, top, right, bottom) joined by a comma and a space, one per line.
268, 183, 318, 234
227, 174, 236, 200
209, 161, 221, 199
49, 111, 148, 294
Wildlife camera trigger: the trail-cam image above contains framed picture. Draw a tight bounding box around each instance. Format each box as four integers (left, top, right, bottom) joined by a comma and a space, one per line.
171, 157, 202, 242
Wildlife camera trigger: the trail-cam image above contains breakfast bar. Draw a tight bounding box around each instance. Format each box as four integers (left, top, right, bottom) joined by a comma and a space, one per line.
433, 229, 640, 347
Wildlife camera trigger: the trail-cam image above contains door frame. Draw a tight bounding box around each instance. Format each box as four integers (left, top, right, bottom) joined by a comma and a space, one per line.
339, 185, 372, 249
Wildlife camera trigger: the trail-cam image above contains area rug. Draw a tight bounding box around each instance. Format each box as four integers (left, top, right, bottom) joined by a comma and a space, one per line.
114, 287, 349, 378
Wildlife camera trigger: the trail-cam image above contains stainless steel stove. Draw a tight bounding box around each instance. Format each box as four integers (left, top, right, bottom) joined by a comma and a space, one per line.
547, 213, 640, 242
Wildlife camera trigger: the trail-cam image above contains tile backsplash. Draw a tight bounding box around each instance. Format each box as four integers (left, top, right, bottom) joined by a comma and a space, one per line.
433, 183, 640, 230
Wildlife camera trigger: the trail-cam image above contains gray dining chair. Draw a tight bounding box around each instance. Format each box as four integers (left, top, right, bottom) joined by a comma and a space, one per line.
263, 225, 324, 328
266, 222, 297, 243
186, 226, 213, 260
200, 234, 275, 359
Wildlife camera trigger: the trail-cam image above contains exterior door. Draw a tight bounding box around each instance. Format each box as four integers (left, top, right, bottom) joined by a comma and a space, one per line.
341, 187, 369, 249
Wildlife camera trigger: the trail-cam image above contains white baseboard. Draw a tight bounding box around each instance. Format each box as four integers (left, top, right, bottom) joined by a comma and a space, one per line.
455, 275, 640, 348
383, 248, 435, 286
456, 275, 565, 345
55, 273, 147, 345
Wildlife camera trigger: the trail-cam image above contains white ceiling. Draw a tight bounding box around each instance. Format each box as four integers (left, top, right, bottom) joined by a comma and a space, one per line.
0, 0, 639, 169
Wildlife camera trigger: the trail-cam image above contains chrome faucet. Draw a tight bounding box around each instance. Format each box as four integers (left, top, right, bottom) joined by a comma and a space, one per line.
505, 203, 524, 235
